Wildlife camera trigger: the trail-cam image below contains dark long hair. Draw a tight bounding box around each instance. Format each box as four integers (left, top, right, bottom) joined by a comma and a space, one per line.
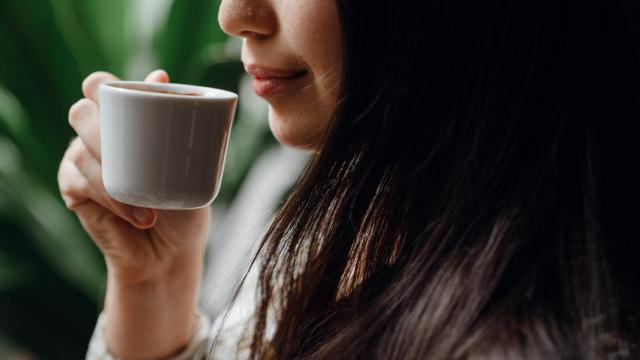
230, 0, 640, 358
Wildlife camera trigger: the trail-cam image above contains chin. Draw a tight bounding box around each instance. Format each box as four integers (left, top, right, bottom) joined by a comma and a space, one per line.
268, 108, 322, 153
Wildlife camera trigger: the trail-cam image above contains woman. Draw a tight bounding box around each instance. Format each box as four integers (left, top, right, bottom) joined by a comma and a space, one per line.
58, 0, 640, 358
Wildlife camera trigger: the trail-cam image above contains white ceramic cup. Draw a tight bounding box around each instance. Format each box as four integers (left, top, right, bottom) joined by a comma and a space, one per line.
99, 81, 238, 209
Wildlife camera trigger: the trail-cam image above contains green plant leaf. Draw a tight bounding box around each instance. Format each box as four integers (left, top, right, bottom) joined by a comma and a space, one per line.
63, 0, 129, 76
0, 85, 27, 139
0, 0, 84, 191
0, 216, 99, 359
0, 137, 105, 299
154, 0, 227, 83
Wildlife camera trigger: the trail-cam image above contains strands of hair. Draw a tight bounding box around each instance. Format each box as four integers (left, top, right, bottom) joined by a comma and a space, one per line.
214, 0, 640, 358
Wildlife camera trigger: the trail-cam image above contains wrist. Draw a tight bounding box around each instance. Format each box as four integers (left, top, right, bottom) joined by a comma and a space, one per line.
106, 239, 204, 287
103, 244, 204, 359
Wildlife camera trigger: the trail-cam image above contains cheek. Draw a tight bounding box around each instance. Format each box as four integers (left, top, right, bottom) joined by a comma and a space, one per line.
268, 1, 343, 151
283, 1, 343, 95
289, 7, 343, 77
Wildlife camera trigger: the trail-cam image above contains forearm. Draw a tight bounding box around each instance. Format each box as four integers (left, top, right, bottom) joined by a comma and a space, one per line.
104, 249, 203, 360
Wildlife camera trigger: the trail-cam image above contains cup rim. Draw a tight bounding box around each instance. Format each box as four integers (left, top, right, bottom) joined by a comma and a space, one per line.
100, 80, 238, 101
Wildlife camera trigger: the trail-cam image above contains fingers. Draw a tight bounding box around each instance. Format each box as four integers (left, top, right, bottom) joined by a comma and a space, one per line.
145, 69, 170, 83
62, 138, 157, 229
58, 158, 103, 210
58, 155, 154, 254
68, 199, 125, 245
59, 193, 136, 256
82, 71, 119, 104
68, 98, 102, 161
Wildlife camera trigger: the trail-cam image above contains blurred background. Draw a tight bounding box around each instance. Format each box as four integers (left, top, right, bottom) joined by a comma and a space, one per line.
0, 0, 308, 358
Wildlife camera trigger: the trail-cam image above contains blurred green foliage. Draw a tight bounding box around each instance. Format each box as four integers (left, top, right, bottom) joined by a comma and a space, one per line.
0, 0, 273, 357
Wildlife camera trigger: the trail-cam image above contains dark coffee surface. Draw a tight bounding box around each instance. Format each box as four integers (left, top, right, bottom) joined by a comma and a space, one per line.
110, 84, 201, 96
140, 89, 201, 96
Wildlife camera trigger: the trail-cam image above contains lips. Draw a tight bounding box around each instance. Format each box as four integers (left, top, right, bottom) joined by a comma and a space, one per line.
245, 64, 307, 97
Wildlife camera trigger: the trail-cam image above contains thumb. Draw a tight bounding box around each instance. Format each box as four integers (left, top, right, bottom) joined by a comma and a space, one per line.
144, 69, 170, 83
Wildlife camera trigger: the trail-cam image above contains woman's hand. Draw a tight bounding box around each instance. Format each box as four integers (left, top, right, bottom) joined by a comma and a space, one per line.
57, 70, 209, 359
58, 70, 210, 284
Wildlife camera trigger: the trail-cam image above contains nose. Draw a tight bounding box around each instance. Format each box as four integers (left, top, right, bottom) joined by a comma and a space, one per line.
218, 0, 276, 39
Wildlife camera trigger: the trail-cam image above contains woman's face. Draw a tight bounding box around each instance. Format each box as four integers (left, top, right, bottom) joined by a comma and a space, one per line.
219, 0, 343, 152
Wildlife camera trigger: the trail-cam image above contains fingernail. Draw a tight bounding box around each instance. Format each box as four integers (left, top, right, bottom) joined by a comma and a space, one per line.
132, 208, 154, 226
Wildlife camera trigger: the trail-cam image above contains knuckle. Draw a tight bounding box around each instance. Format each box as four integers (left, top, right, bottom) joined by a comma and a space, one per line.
58, 162, 90, 197
75, 174, 92, 194
68, 142, 89, 169
61, 196, 74, 210
83, 71, 116, 95
67, 136, 79, 151
56, 159, 66, 186
62, 137, 81, 160
69, 200, 100, 214
68, 99, 93, 128
64, 197, 86, 212
57, 166, 69, 196
57, 176, 86, 212
57, 159, 74, 193
73, 151, 91, 174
